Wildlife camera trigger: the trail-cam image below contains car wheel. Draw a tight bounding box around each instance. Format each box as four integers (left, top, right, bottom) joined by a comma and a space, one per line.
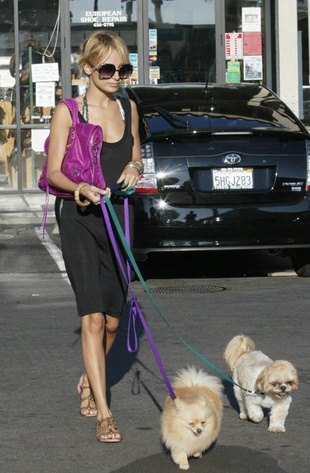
291, 249, 310, 277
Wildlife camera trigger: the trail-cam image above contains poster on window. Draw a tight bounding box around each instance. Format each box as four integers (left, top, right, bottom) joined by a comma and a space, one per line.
149, 29, 157, 52
225, 32, 243, 60
129, 53, 138, 84
243, 56, 263, 81
227, 61, 241, 83
242, 7, 261, 32
35, 82, 55, 107
243, 32, 262, 56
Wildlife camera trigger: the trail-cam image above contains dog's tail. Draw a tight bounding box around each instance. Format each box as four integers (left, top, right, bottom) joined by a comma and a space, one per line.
172, 366, 223, 397
223, 334, 256, 371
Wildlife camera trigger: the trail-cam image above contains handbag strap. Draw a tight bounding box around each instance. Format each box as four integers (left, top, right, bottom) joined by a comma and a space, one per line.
61, 98, 79, 125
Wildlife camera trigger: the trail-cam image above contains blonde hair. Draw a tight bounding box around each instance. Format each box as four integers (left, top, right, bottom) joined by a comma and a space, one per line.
77, 31, 130, 71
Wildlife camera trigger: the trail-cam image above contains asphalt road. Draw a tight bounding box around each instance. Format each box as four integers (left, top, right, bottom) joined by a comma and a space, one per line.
0, 222, 309, 473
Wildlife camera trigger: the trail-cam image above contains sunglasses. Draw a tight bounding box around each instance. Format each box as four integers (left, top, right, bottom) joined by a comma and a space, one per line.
95, 63, 133, 80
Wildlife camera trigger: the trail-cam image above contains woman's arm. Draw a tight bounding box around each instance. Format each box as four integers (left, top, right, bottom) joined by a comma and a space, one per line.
117, 99, 143, 189
46, 101, 77, 193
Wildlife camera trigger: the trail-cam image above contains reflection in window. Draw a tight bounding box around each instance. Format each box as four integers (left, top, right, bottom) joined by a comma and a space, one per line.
148, 0, 216, 84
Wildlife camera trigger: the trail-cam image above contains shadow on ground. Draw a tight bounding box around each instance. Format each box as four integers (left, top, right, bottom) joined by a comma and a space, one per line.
110, 445, 286, 472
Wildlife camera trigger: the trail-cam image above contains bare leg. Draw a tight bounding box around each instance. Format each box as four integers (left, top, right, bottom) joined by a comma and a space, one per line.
80, 312, 121, 441
104, 314, 119, 355
78, 313, 119, 391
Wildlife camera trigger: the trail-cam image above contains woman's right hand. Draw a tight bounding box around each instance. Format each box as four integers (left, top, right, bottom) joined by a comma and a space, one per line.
79, 184, 111, 205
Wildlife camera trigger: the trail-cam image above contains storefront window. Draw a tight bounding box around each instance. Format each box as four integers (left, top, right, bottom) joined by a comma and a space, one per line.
148, 0, 216, 83
1, 0, 305, 193
225, 0, 265, 83
0, 0, 61, 191
69, 0, 138, 96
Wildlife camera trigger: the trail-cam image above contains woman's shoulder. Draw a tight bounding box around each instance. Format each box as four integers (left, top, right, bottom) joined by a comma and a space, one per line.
61, 96, 81, 109
116, 94, 137, 113
56, 97, 81, 121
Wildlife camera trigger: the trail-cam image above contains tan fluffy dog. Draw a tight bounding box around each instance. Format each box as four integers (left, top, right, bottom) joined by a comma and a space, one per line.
224, 334, 299, 432
161, 366, 223, 470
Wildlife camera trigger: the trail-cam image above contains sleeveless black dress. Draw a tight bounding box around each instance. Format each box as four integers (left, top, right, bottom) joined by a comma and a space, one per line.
58, 97, 133, 317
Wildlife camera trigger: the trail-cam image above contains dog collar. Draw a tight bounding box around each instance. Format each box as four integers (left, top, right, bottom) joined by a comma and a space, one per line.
245, 389, 264, 396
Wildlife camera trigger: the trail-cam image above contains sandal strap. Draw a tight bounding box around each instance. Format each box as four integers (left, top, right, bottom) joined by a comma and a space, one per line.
79, 387, 97, 417
80, 394, 94, 402
96, 417, 122, 441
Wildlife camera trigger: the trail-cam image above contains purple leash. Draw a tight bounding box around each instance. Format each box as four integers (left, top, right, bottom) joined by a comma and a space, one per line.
100, 197, 176, 400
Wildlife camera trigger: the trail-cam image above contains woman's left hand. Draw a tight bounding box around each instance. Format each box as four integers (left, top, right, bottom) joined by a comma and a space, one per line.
117, 166, 140, 191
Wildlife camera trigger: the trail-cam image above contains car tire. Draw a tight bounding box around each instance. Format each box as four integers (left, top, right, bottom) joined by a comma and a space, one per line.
291, 249, 310, 277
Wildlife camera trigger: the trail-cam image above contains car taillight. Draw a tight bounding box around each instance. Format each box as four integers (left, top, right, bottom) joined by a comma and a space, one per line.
135, 143, 158, 193
307, 140, 310, 192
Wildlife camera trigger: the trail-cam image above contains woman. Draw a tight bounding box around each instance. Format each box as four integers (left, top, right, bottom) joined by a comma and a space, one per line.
46, 31, 143, 443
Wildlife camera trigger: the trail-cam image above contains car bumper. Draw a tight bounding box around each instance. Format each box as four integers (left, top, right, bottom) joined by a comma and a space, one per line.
132, 195, 310, 259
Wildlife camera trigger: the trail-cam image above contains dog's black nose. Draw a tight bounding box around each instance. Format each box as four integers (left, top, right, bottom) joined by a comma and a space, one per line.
280, 385, 287, 391
197, 428, 202, 434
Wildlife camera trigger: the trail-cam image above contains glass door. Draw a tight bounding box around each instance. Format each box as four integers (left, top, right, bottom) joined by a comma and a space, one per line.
147, 0, 216, 84
224, 0, 266, 83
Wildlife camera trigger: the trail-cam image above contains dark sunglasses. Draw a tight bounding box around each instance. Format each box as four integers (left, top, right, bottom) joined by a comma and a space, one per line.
95, 63, 133, 80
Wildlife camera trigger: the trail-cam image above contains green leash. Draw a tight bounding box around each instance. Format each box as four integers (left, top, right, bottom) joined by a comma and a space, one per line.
103, 195, 255, 393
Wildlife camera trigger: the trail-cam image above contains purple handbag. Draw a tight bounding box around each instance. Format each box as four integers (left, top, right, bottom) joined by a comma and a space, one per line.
38, 98, 106, 198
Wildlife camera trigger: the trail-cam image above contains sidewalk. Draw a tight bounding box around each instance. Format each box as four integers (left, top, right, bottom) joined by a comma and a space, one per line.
0, 192, 56, 225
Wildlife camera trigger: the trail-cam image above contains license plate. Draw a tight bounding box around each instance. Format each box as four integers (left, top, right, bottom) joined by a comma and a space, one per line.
212, 167, 253, 190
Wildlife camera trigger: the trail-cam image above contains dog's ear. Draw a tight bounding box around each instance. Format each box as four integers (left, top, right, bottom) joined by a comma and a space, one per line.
197, 395, 208, 408
256, 370, 267, 393
174, 398, 185, 411
290, 368, 299, 390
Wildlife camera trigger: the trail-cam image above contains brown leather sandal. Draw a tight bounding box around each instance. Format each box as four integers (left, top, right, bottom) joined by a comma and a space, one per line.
77, 382, 97, 417
96, 417, 122, 443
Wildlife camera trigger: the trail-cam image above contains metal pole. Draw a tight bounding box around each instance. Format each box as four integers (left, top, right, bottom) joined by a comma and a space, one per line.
60, 0, 72, 99
137, 0, 150, 84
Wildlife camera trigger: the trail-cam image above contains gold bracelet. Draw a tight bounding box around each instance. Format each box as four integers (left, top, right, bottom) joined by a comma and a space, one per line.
124, 161, 144, 175
74, 182, 91, 206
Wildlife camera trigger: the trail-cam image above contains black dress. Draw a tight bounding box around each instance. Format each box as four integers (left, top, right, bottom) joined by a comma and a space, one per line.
58, 97, 133, 317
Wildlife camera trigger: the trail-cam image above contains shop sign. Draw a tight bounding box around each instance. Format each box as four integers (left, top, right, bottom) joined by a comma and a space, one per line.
80, 10, 127, 28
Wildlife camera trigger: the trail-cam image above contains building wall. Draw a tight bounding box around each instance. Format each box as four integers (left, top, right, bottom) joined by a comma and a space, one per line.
277, 0, 299, 116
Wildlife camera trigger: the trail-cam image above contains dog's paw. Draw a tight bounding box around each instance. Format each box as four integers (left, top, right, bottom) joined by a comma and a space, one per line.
269, 425, 285, 433
250, 413, 264, 423
248, 407, 264, 423
172, 451, 190, 470
239, 412, 248, 420
178, 463, 190, 470
193, 452, 202, 458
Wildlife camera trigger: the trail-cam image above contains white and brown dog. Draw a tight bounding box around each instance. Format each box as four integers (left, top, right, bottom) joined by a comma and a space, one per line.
224, 334, 299, 432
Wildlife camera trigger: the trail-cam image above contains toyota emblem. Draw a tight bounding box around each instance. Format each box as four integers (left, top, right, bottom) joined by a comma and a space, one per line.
224, 153, 242, 165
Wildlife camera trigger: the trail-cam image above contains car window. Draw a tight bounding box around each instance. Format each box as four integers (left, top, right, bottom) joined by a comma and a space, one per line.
143, 102, 301, 133
127, 85, 304, 136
